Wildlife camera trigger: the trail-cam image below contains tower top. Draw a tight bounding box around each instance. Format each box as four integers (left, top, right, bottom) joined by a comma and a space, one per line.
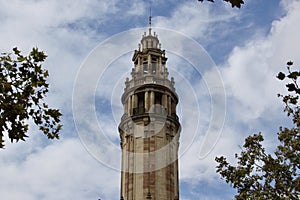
139, 11, 161, 50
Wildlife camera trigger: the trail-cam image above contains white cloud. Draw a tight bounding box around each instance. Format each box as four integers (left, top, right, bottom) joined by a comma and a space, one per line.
221, 0, 300, 124
154, 0, 300, 197
155, 1, 238, 40
125, 0, 147, 16
0, 0, 118, 50
1, 0, 300, 199
0, 1, 144, 199
0, 138, 119, 200
0, 1, 120, 118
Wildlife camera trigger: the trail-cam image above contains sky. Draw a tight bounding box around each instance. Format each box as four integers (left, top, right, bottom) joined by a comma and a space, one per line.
0, 0, 299, 199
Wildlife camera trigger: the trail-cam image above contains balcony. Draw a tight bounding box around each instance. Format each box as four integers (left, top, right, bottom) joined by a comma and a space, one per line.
133, 107, 145, 115
121, 107, 179, 123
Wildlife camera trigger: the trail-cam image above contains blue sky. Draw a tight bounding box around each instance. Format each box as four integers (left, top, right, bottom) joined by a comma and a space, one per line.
0, 0, 300, 199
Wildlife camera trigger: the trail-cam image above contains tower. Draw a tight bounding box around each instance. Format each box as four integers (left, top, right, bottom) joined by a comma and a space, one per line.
118, 26, 181, 200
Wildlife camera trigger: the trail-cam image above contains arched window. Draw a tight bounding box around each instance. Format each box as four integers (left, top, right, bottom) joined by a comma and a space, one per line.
152, 57, 158, 74
143, 58, 148, 74
143, 64, 148, 74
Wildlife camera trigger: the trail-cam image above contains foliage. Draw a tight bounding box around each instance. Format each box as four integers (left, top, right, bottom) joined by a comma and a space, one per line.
215, 61, 300, 199
198, 0, 245, 8
0, 47, 62, 148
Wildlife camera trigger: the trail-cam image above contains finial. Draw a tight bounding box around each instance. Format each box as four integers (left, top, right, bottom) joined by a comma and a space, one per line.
149, 7, 152, 28
148, 7, 152, 35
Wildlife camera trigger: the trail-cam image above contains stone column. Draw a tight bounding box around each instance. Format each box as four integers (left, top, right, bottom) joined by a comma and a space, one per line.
124, 102, 127, 114
128, 95, 132, 116
162, 94, 167, 115
171, 100, 176, 115
131, 94, 135, 113
148, 54, 151, 64
148, 54, 152, 74
168, 96, 172, 115
138, 57, 141, 75
133, 94, 138, 109
145, 91, 149, 112
158, 57, 162, 76
162, 94, 167, 109
150, 91, 155, 113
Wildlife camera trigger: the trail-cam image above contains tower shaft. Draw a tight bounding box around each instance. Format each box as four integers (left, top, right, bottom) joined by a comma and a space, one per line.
119, 28, 181, 200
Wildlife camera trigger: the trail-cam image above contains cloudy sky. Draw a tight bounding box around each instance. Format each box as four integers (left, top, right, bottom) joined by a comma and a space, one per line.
0, 0, 300, 199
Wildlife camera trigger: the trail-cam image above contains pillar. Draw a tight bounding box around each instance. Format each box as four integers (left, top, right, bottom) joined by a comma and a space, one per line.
162, 94, 167, 109
133, 94, 138, 108
145, 91, 149, 112
168, 96, 172, 115
128, 95, 132, 116
158, 57, 162, 76
138, 57, 141, 75
150, 91, 155, 113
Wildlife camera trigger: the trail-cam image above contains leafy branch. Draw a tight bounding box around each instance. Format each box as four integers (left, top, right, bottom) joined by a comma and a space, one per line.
198, 0, 245, 8
0, 47, 62, 148
215, 61, 300, 199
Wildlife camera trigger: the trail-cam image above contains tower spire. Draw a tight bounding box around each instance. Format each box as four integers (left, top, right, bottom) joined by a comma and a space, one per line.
148, 7, 152, 35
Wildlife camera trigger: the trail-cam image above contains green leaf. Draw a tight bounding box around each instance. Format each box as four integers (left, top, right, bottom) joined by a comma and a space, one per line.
286, 83, 296, 92
12, 47, 21, 55
17, 56, 26, 62
289, 97, 298, 105
224, 0, 244, 8
287, 61, 293, 66
197, 0, 244, 8
277, 72, 285, 80
287, 71, 300, 79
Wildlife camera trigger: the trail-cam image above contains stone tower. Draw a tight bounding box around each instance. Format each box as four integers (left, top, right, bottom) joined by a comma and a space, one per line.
118, 26, 181, 200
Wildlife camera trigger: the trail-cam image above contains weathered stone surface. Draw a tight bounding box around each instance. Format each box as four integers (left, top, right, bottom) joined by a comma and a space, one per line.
119, 27, 181, 200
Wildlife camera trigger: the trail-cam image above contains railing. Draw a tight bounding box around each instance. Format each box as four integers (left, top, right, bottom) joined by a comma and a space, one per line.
133, 107, 145, 115
152, 105, 167, 115
126, 76, 175, 91
132, 106, 167, 116
121, 107, 179, 122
